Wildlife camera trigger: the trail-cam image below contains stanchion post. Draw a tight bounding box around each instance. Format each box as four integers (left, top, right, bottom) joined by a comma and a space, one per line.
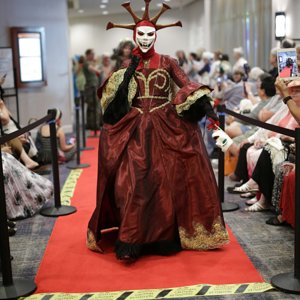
271, 128, 300, 293
40, 109, 77, 217
218, 113, 225, 203
67, 98, 90, 169
217, 107, 239, 212
80, 91, 94, 151
88, 87, 100, 138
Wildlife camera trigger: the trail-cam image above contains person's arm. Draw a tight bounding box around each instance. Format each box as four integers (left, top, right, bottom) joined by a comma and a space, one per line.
170, 58, 218, 125
0, 100, 11, 125
88, 64, 100, 75
244, 82, 259, 105
57, 128, 75, 152
258, 109, 274, 122
275, 78, 300, 125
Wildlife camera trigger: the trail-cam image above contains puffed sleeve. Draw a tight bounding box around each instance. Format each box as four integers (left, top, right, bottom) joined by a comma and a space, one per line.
167, 57, 216, 122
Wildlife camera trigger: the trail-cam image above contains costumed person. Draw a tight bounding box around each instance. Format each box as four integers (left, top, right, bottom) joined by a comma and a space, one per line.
87, 0, 229, 262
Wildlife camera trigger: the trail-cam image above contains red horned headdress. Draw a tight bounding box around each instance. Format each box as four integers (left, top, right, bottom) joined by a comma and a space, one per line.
106, 0, 182, 31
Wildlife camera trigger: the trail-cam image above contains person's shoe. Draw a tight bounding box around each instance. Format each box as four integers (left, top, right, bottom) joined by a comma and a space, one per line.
245, 196, 258, 206
7, 220, 16, 228
240, 192, 256, 199
8, 227, 16, 236
119, 255, 137, 264
266, 216, 287, 226
232, 182, 259, 194
227, 182, 243, 194
245, 201, 269, 212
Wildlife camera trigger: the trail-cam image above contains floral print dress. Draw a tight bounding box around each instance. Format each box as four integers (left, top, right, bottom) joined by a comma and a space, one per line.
2, 152, 53, 220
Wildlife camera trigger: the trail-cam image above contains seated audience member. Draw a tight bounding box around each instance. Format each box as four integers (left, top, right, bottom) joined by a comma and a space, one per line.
268, 48, 278, 79
281, 38, 296, 49
36, 109, 76, 164
1, 149, 53, 220
225, 75, 276, 138
198, 51, 213, 86
232, 47, 248, 72
187, 52, 201, 82
264, 78, 300, 225
212, 68, 245, 110
0, 99, 39, 170
233, 78, 300, 211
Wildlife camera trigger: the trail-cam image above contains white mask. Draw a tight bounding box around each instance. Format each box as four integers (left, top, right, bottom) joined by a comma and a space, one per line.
135, 26, 156, 53
212, 129, 233, 152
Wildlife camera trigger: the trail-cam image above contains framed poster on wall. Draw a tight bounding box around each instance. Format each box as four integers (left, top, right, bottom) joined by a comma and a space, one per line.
0, 47, 15, 89
11, 27, 47, 88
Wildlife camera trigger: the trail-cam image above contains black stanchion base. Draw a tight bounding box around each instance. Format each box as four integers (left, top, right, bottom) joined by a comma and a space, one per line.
80, 146, 94, 151
222, 202, 239, 212
67, 162, 90, 169
271, 272, 300, 294
40, 205, 77, 217
0, 279, 36, 299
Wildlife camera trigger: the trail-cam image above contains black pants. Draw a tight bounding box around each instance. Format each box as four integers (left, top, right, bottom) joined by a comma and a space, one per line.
234, 143, 253, 183
252, 149, 275, 203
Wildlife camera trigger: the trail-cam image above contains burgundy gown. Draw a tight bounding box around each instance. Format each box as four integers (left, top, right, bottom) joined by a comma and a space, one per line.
87, 53, 229, 256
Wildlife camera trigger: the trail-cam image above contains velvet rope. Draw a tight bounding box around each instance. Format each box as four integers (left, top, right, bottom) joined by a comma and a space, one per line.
220, 106, 295, 138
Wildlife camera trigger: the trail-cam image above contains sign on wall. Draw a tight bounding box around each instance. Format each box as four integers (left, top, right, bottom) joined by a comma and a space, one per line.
0, 47, 15, 89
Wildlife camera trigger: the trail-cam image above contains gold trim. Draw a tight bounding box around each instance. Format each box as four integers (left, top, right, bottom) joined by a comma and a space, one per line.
175, 87, 211, 115
135, 69, 171, 98
86, 229, 103, 253
100, 69, 137, 113
132, 107, 144, 114
137, 96, 169, 100
179, 217, 229, 250
149, 100, 171, 112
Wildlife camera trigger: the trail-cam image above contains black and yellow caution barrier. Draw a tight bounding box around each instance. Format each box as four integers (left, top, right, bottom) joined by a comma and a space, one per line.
60, 169, 83, 206
24, 282, 273, 299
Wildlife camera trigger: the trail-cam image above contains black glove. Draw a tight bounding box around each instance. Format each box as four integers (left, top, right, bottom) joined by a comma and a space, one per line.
103, 56, 140, 125
181, 95, 218, 123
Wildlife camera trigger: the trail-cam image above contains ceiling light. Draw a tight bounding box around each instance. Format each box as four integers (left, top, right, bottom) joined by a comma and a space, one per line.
101, 0, 108, 3
141, 7, 145, 11
275, 12, 286, 40
99, 4, 106, 9
156, 3, 162, 7
78, 9, 84, 13
102, 11, 108, 15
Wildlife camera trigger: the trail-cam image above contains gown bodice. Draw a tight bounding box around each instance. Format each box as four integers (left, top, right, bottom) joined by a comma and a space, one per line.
132, 68, 172, 112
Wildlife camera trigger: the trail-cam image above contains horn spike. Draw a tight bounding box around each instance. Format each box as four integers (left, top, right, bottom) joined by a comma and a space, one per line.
151, 3, 171, 24
142, 0, 151, 21
155, 21, 182, 31
122, 2, 141, 24
106, 22, 136, 31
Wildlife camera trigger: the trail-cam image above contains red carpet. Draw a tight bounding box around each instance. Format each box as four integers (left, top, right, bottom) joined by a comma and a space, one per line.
35, 137, 264, 294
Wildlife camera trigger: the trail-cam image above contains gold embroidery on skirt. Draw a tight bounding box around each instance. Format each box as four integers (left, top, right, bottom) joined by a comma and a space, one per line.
179, 217, 229, 250
86, 229, 104, 253
175, 87, 211, 115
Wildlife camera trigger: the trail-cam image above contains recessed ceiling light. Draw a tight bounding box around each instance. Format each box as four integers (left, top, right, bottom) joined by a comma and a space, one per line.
99, 4, 106, 9
156, 3, 162, 7
102, 10, 109, 15
141, 7, 145, 11
101, 0, 108, 3
78, 9, 84, 13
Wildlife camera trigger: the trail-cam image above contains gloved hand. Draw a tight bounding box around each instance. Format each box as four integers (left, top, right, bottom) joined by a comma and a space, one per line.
103, 56, 140, 125
207, 117, 220, 131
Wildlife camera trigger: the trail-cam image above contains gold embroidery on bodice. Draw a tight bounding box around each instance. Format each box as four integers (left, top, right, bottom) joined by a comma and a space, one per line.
135, 69, 171, 100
